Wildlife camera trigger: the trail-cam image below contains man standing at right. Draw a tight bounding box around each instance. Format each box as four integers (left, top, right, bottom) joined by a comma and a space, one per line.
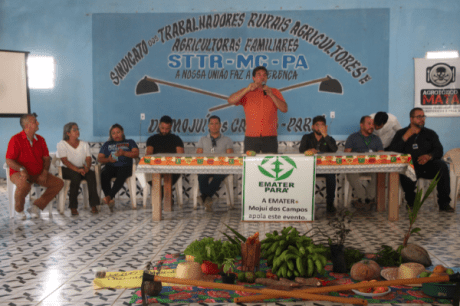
344, 116, 384, 209
299, 115, 338, 213
388, 108, 453, 212
228, 66, 287, 153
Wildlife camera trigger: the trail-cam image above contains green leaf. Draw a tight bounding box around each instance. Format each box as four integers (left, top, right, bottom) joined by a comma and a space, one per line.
221, 232, 239, 245
410, 227, 421, 235
281, 156, 297, 168
222, 222, 247, 242
261, 156, 274, 165
420, 172, 440, 205
258, 165, 275, 178
277, 168, 294, 181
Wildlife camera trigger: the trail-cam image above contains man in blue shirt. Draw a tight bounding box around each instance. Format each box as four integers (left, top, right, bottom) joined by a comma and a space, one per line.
344, 116, 384, 209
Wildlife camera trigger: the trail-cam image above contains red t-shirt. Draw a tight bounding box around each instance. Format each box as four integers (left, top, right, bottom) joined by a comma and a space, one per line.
6, 131, 49, 176
238, 88, 285, 137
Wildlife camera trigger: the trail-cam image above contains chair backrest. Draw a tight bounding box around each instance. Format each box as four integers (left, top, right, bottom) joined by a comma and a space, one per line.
444, 148, 460, 176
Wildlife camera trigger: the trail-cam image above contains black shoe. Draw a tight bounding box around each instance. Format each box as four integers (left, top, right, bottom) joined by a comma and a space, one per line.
439, 206, 455, 213
326, 203, 337, 213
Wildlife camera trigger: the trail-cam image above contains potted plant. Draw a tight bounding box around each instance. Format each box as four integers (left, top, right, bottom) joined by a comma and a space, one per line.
318, 209, 353, 273
399, 173, 440, 266
221, 258, 237, 284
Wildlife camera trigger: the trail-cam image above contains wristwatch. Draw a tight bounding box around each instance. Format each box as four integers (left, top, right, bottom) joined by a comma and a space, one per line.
19, 167, 25, 172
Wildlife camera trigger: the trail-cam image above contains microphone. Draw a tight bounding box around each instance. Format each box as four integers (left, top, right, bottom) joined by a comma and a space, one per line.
262, 82, 267, 95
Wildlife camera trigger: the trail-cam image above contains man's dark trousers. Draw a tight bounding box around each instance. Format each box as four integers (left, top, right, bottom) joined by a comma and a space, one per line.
399, 160, 451, 208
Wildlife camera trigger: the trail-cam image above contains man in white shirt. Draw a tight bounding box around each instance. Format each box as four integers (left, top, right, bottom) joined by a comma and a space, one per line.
370, 112, 402, 150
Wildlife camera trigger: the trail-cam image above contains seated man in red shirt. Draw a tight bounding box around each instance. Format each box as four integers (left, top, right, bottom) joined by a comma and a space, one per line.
6, 114, 64, 219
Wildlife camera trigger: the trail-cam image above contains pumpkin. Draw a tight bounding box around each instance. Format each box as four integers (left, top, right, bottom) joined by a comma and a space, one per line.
350, 260, 381, 281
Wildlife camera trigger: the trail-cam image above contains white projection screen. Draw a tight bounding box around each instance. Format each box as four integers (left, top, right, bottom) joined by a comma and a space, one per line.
0, 50, 30, 117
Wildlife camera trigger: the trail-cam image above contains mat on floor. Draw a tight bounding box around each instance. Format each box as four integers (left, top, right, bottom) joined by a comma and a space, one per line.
129, 254, 454, 304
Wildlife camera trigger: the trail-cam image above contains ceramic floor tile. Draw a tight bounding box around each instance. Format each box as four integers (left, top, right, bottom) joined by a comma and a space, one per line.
0, 180, 459, 305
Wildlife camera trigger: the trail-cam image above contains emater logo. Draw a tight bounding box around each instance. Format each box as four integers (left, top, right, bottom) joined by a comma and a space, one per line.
258, 156, 297, 181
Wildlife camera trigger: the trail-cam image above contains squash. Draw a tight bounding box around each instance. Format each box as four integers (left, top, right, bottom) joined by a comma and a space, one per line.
350, 260, 381, 281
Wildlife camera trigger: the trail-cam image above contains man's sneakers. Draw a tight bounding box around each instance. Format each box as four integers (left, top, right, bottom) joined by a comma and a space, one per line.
27, 205, 41, 219
15, 210, 27, 220
326, 202, 337, 213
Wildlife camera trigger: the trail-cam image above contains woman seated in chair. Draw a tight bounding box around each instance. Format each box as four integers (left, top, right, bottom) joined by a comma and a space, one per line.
98, 123, 139, 211
57, 122, 99, 215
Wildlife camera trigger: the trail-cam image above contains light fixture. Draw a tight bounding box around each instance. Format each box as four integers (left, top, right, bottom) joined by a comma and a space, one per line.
425, 50, 459, 59
27, 56, 55, 89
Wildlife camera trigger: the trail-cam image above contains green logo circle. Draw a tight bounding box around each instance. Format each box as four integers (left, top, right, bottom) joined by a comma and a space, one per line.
258, 156, 297, 181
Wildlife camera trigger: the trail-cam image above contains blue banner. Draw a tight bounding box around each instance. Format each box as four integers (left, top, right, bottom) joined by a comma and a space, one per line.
93, 9, 389, 140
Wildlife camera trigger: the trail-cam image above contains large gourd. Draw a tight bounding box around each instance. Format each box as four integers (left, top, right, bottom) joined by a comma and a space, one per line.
350, 260, 381, 281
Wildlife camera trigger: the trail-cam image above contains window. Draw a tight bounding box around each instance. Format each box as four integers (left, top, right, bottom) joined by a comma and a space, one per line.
425, 51, 459, 59
27, 56, 55, 89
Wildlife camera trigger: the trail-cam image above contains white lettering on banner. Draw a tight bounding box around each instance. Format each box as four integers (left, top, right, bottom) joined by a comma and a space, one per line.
108, 12, 373, 85
147, 116, 313, 134
242, 155, 316, 221
167, 54, 308, 70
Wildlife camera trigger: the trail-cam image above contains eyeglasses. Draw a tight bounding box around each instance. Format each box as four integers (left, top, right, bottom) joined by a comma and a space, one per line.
211, 138, 217, 147
411, 115, 426, 119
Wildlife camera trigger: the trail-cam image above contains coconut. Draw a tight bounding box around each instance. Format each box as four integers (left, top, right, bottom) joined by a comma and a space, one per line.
400, 244, 432, 267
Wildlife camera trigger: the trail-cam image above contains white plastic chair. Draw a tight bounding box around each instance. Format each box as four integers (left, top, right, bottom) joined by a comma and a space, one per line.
142, 174, 183, 208
444, 149, 460, 210
4, 164, 53, 218
55, 157, 93, 214
191, 174, 234, 210
95, 161, 137, 210
343, 174, 373, 207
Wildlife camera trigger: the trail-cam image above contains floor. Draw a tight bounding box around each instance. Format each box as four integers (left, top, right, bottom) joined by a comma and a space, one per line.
0, 178, 458, 306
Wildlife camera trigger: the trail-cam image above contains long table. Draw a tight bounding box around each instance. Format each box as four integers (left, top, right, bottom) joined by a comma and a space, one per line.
135, 152, 416, 222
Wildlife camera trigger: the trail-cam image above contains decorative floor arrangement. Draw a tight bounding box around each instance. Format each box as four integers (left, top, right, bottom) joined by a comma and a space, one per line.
127, 255, 456, 305
0, 178, 459, 306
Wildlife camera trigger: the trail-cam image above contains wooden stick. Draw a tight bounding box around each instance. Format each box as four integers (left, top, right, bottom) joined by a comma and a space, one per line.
234, 274, 452, 303
154, 276, 367, 305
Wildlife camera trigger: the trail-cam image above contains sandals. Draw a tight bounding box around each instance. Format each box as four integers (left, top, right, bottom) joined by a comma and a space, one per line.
91, 207, 99, 214
71, 208, 79, 216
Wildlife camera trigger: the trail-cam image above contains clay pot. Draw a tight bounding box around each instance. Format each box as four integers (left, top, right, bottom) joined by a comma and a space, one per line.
330, 244, 347, 273
221, 273, 236, 284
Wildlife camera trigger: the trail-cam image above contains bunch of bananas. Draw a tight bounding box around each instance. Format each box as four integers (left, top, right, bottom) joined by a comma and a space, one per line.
261, 226, 328, 278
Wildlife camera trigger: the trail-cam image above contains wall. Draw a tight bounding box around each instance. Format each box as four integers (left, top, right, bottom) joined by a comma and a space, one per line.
1, 0, 459, 177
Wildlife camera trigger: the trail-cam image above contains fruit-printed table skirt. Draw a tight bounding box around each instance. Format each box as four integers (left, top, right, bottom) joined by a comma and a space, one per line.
138, 153, 414, 168
129, 254, 454, 305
